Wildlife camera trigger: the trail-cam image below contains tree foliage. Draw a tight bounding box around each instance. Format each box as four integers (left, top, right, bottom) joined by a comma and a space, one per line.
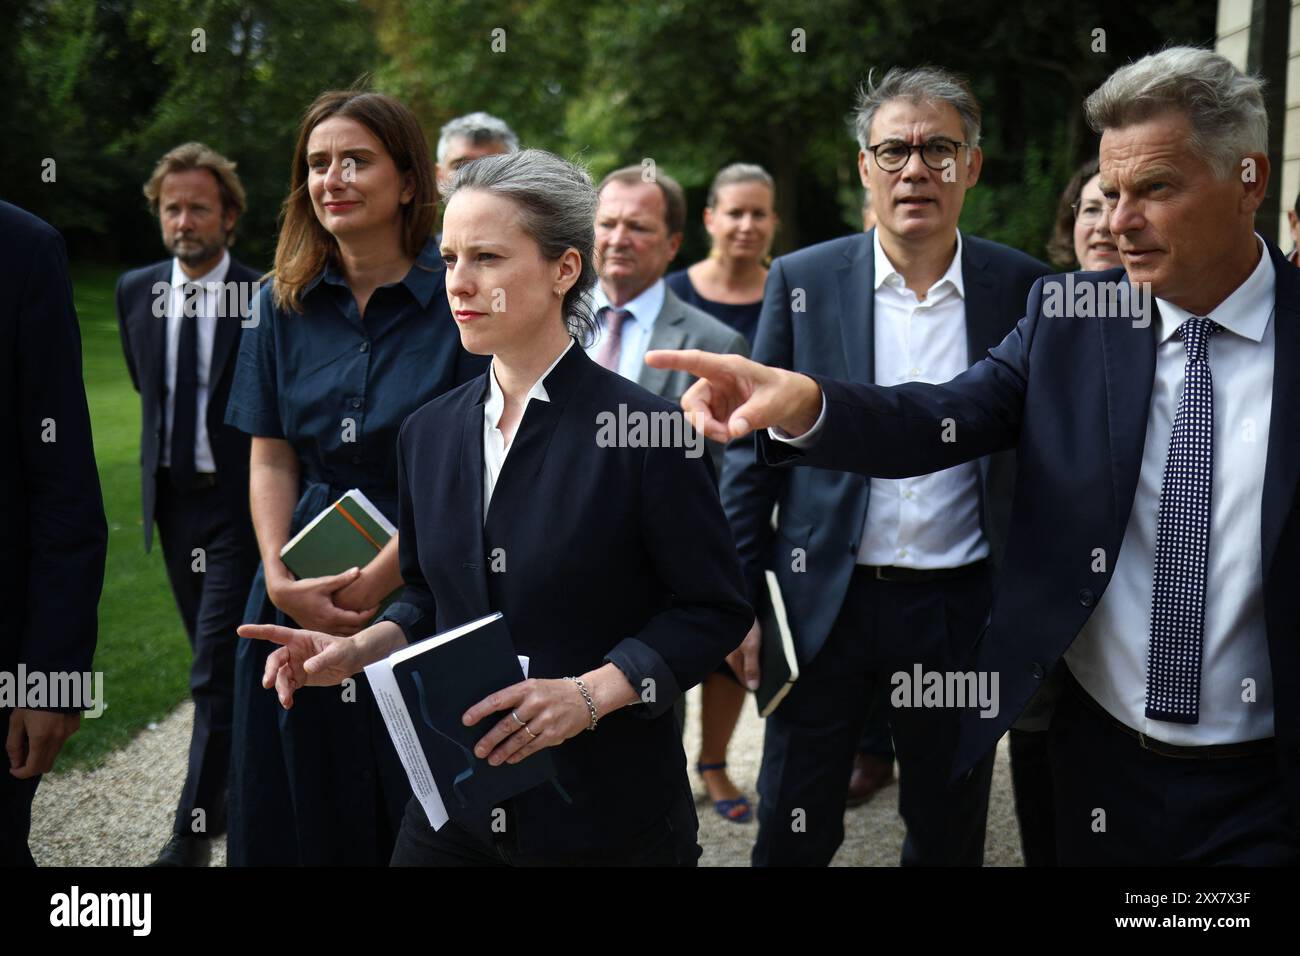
9, 0, 379, 265
7, 0, 1214, 266
371, 0, 1214, 260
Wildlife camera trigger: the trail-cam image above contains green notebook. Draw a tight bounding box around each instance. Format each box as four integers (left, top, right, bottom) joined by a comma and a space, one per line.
280, 488, 397, 589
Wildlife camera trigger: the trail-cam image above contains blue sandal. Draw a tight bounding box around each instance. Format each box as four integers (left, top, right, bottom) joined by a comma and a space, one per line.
697, 762, 753, 823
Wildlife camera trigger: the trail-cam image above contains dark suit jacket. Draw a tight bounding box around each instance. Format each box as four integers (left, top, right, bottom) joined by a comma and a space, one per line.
381, 342, 752, 856
0, 201, 106, 688
116, 256, 259, 551
723, 230, 1051, 665
760, 242, 1300, 825
635, 285, 750, 475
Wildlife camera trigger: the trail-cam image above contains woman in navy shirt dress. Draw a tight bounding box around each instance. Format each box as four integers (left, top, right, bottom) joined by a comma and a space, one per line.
224, 89, 484, 865
664, 163, 777, 824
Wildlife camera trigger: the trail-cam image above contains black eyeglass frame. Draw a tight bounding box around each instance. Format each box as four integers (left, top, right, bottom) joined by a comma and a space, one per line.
1070, 200, 1108, 221
865, 137, 970, 172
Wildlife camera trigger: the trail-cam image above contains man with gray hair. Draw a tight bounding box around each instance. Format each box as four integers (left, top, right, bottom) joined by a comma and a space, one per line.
649, 46, 1300, 865
591, 164, 749, 481
435, 111, 519, 196
718, 66, 1050, 866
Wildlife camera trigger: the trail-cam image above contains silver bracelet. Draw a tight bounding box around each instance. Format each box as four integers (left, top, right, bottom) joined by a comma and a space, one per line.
565, 676, 599, 731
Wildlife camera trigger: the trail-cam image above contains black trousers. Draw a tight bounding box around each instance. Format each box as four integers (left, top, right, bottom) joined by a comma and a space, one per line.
389, 786, 701, 867
857, 686, 896, 760
154, 476, 258, 838
1008, 663, 1065, 866
753, 564, 996, 866
0, 708, 40, 866
1008, 728, 1056, 866
1049, 673, 1300, 865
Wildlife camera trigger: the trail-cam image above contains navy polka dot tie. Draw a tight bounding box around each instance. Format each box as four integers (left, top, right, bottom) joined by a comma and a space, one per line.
1146, 316, 1219, 724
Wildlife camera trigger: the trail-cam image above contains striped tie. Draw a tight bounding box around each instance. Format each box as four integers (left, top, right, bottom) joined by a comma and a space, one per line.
596, 307, 630, 372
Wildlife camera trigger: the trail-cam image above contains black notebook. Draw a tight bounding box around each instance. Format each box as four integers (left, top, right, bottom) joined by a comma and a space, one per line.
365, 612, 556, 830
756, 571, 800, 718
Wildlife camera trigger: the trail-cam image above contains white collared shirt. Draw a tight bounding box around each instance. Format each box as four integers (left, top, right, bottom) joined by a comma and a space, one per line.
162, 250, 229, 471
482, 339, 574, 520
857, 231, 988, 568
586, 279, 665, 382
1067, 237, 1276, 745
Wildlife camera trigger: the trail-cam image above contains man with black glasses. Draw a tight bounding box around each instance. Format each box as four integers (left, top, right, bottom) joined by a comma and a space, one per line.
719, 66, 1050, 866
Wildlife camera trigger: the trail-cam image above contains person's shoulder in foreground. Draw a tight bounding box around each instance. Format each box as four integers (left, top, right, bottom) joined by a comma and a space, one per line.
1, 201, 78, 283
770, 230, 868, 271
1, 199, 60, 242
962, 231, 1053, 275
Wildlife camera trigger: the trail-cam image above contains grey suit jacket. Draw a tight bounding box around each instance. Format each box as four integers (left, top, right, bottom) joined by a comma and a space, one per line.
635, 285, 749, 476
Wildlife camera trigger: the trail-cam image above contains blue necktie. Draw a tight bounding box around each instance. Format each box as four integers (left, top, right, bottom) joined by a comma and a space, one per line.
1146, 316, 1219, 724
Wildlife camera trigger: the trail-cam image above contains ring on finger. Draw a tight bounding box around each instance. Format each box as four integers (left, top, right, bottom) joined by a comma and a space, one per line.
522, 724, 538, 740
512, 711, 526, 728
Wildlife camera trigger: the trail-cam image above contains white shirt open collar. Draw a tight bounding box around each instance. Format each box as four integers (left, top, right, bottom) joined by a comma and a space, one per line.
485, 338, 574, 432
873, 229, 965, 300
1154, 235, 1274, 345
591, 278, 666, 334
170, 248, 231, 290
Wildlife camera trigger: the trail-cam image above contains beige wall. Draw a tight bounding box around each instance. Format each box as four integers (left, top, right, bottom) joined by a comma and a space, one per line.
1216, 0, 1300, 249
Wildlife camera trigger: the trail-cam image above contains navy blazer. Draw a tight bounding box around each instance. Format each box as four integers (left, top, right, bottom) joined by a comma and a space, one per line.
760, 242, 1300, 824
116, 256, 260, 551
722, 230, 1050, 665
381, 342, 752, 856
0, 202, 107, 686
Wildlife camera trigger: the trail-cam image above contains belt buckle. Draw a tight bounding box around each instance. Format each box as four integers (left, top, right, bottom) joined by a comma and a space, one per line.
874, 566, 891, 582
1136, 731, 1151, 751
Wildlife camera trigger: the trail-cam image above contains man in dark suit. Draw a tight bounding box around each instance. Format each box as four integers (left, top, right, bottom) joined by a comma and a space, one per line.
1, 201, 108, 866
587, 165, 750, 809
589, 165, 749, 478
651, 46, 1300, 865
720, 67, 1050, 866
116, 143, 260, 866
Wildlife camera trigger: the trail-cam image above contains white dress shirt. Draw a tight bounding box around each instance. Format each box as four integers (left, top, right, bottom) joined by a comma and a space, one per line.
855, 231, 988, 568
482, 339, 574, 520
586, 279, 665, 381
162, 250, 229, 472
1067, 237, 1276, 745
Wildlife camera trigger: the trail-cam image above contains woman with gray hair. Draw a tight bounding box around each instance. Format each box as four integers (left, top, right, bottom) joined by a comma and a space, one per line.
240, 148, 751, 866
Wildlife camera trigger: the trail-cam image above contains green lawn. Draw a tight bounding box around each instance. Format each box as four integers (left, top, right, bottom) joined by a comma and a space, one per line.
57, 263, 193, 769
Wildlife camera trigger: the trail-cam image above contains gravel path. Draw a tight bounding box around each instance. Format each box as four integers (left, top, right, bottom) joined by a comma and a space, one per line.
30, 687, 1023, 866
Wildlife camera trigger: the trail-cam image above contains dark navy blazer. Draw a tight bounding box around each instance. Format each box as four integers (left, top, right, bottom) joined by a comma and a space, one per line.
0, 202, 106, 687
722, 230, 1050, 666
760, 242, 1300, 828
381, 342, 752, 857
116, 256, 261, 552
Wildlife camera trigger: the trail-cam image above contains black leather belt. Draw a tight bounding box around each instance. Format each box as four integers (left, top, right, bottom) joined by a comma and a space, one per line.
1065, 670, 1274, 760
857, 559, 987, 583
158, 467, 218, 492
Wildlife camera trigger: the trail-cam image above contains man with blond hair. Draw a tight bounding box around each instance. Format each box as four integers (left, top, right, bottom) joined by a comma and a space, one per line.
116, 142, 261, 866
